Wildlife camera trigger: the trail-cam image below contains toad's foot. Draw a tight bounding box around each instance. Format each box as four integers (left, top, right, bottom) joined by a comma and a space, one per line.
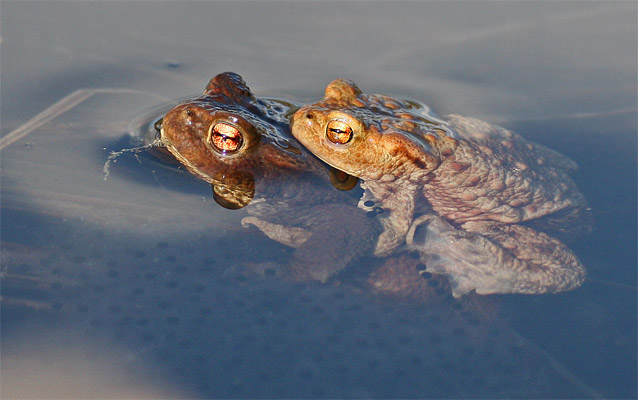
242, 217, 312, 248
406, 216, 586, 297
367, 254, 453, 302
242, 203, 381, 283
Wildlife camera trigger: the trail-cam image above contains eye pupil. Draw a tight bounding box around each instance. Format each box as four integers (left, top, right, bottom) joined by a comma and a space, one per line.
210, 123, 242, 153
326, 120, 353, 144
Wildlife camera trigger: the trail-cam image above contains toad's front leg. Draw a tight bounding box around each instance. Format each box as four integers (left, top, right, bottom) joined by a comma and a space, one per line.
242, 203, 381, 283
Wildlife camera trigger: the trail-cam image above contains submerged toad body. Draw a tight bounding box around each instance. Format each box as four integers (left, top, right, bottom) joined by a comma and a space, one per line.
159, 72, 378, 282
291, 79, 590, 297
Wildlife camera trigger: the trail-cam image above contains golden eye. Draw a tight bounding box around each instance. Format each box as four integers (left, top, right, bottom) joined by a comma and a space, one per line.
210, 123, 242, 153
326, 120, 353, 145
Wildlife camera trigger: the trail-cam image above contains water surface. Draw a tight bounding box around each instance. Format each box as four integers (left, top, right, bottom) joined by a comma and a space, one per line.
1, 2, 636, 398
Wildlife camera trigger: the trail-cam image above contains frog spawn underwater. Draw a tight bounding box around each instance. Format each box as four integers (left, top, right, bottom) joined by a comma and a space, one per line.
2, 215, 599, 398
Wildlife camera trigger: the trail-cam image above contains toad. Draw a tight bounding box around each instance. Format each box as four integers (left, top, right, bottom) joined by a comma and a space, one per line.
159, 72, 379, 283
291, 79, 590, 297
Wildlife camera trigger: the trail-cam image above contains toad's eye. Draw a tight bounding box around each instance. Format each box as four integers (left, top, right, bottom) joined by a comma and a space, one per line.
326, 120, 353, 145
209, 123, 242, 153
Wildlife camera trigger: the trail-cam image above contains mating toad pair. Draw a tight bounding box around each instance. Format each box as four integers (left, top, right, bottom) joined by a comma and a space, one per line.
159, 72, 590, 298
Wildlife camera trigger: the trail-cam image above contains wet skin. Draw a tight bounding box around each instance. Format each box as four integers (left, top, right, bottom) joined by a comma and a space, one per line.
291, 79, 590, 297
159, 72, 379, 283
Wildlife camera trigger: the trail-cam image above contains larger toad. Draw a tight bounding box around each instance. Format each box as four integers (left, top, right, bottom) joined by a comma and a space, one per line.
291, 79, 590, 297
159, 72, 379, 283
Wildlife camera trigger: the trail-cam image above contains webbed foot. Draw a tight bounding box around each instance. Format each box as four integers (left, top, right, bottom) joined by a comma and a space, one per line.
406, 216, 586, 297
242, 203, 381, 283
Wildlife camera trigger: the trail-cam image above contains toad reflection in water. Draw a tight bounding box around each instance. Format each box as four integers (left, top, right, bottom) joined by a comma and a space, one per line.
291, 79, 592, 297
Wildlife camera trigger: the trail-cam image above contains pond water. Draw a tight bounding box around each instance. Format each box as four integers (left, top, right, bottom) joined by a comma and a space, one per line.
1, 2, 636, 398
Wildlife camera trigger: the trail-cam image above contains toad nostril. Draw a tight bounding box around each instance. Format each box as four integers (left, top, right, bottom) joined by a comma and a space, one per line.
305, 111, 314, 120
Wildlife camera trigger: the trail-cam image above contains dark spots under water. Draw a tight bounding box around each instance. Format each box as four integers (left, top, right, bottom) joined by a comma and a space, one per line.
366, 207, 385, 218
420, 271, 432, 280
3, 181, 628, 398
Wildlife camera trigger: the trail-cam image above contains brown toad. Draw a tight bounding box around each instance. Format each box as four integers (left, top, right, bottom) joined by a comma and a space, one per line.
291, 79, 590, 297
159, 72, 378, 283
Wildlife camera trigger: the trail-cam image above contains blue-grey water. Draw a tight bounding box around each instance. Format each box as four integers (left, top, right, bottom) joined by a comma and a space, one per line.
1, 2, 636, 398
